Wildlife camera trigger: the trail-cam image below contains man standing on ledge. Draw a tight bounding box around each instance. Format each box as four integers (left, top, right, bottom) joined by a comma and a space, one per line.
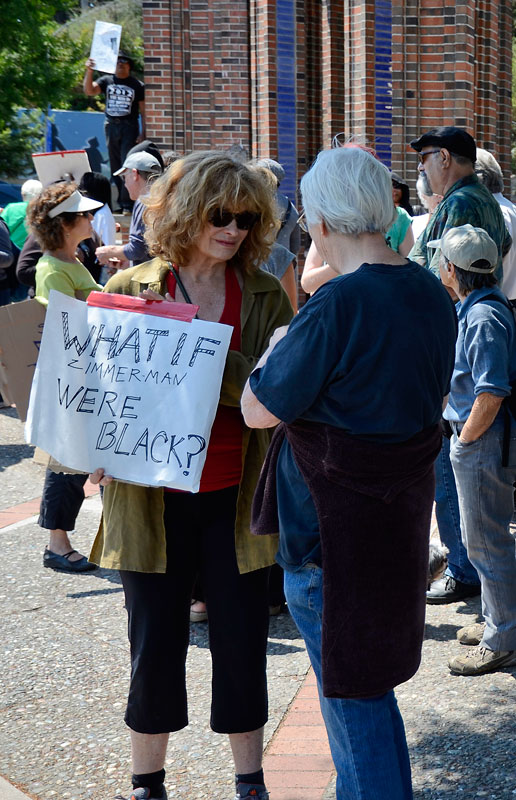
84, 51, 145, 214
410, 126, 512, 606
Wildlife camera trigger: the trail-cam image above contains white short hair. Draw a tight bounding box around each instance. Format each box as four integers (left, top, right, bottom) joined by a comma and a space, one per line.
300, 147, 397, 235
21, 179, 43, 202
475, 147, 504, 194
416, 175, 433, 209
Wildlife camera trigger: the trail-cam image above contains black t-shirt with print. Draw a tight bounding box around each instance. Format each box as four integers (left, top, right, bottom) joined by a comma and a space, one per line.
96, 75, 145, 122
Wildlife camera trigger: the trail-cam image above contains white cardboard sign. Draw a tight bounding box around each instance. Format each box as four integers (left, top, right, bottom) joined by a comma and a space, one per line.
32, 150, 92, 187
90, 21, 122, 74
25, 291, 233, 492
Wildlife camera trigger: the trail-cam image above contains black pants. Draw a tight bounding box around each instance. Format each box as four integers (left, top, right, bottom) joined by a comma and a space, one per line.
120, 486, 270, 735
38, 469, 87, 531
104, 118, 139, 209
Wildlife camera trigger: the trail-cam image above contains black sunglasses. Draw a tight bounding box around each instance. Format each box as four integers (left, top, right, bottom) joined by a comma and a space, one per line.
208, 208, 259, 231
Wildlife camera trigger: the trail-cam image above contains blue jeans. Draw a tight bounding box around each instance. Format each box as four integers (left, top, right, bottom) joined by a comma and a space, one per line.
450, 419, 516, 651
284, 565, 413, 800
434, 436, 480, 585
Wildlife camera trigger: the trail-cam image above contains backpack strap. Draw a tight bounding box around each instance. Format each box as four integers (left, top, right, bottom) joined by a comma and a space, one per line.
279, 199, 292, 231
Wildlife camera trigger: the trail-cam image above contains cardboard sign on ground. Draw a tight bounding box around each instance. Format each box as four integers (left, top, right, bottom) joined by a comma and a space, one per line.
0, 300, 46, 422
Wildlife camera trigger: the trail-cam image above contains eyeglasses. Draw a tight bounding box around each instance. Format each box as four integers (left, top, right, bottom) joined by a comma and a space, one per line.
418, 149, 441, 165
297, 212, 308, 233
76, 211, 93, 217
117, 58, 130, 64
208, 208, 260, 230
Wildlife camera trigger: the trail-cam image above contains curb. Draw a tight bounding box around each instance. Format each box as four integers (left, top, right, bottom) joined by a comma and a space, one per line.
0, 776, 35, 800
263, 668, 335, 800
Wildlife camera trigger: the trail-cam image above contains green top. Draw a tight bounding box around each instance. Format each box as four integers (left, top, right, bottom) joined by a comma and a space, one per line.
35, 253, 102, 306
409, 174, 512, 281
89, 258, 294, 574
385, 207, 412, 253
0, 201, 28, 249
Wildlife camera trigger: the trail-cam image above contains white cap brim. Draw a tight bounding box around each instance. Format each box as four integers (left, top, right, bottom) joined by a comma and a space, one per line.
48, 190, 103, 218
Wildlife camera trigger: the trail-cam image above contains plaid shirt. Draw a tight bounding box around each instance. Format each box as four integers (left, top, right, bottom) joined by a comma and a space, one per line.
410, 174, 512, 282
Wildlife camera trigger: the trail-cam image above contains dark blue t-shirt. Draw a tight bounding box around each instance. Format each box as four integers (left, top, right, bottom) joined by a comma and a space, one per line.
250, 260, 457, 571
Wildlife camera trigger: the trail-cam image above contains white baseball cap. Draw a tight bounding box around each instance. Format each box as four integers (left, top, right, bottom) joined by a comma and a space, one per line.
427, 224, 498, 273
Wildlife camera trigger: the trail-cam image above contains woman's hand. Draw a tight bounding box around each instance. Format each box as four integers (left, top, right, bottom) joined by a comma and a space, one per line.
90, 468, 114, 487
139, 288, 174, 303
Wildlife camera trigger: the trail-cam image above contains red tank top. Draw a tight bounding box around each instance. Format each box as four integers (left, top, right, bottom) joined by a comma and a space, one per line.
165, 266, 243, 492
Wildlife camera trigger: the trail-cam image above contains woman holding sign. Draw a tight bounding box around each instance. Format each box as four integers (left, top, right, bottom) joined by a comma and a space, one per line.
89, 152, 293, 800
27, 182, 103, 573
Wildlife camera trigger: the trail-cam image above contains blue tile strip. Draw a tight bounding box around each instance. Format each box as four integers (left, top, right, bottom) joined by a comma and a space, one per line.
374, 0, 392, 167
276, 0, 297, 199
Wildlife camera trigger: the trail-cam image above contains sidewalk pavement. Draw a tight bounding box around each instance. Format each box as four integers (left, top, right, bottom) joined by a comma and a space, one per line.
2, 404, 516, 800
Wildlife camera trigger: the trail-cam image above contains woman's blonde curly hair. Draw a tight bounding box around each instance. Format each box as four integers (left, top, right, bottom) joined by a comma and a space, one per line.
143, 151, 279, 274
26, 182, 78, 252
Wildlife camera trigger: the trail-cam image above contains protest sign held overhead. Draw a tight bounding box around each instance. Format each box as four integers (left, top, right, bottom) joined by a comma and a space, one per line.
90, 21, 122, 74
25, 291, 233, 492
32, 150, 92, 187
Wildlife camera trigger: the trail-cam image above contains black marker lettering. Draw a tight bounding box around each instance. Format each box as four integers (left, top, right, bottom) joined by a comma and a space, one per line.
90, 324, 121, 359
97, 391, 118, 417
120, 395, 141, 419
167, 435, 185, 467
145, 328, 169, 361
115, 328, 141, 363
76, 387, 98, 413
115, 423, 130, 455
61, 311, 96, 356
57, 378, 84, 409
189, 337, 221, 367
131, 429, 149, 460
96, 421, 117, 450
150, 431, 168, 463
171, 332, 187, 366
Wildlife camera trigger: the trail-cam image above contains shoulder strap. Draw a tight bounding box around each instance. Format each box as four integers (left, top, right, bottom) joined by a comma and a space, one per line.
279, 199, 292, 231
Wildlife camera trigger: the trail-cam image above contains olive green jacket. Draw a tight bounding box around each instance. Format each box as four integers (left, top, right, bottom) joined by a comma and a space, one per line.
89, 258, 293, 574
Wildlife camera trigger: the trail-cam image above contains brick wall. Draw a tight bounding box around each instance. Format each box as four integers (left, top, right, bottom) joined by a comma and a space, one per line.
142, 0, 512, 197
392, 0, 513, 191
142, 0, 251, 155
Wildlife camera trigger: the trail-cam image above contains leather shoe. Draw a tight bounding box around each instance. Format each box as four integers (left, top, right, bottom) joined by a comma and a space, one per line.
426, 575, 480, 605
43, 548, 97, 573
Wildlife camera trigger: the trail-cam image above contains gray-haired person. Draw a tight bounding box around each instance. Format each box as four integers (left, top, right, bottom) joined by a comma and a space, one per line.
242, 145, 456, 800
411, 174, 442, 240
475, 147, 516, 300
255, 158, 301, 256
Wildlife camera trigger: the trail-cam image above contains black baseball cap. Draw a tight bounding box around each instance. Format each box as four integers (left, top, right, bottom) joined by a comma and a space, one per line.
410, 127, 476, 163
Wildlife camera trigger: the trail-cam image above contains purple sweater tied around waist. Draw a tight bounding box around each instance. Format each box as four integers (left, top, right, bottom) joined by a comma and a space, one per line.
251, 419, 442, 699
